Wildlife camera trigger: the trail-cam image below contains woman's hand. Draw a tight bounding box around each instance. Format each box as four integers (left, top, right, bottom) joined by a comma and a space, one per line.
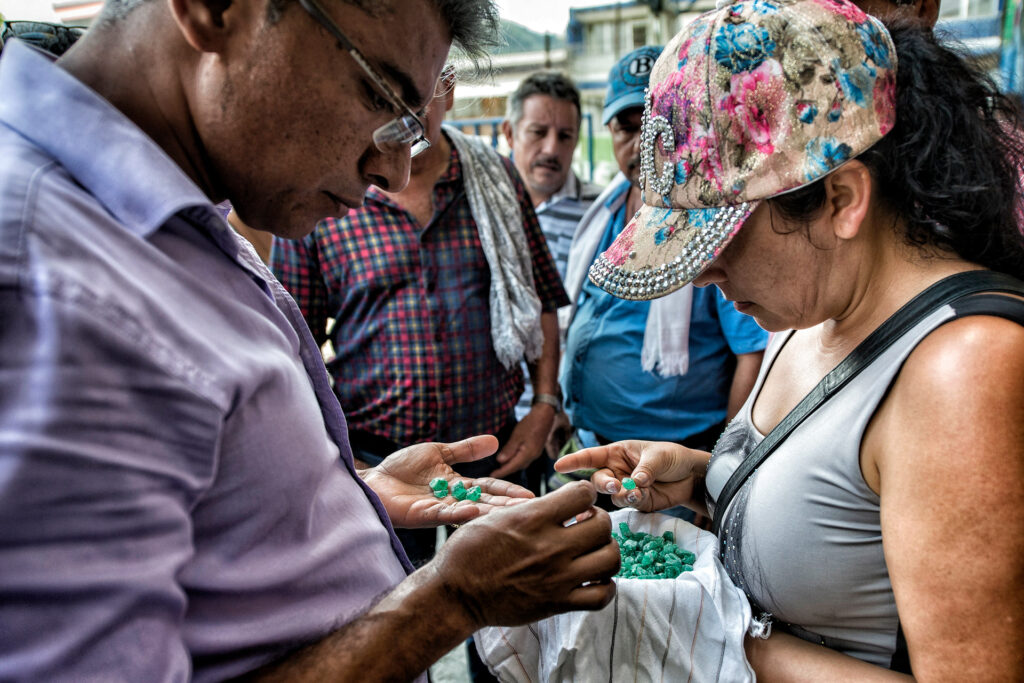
359, 435, 534, 528
553, 440, 711, 514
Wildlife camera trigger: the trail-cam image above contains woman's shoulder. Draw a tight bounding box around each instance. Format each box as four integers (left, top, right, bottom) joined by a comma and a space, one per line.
904, 305, 1024, 389
869, 308, 1024, 473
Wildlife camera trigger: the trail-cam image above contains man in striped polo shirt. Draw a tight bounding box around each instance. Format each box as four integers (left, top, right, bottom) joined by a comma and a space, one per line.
503, 72, 602, 285
503, 73, 601, 481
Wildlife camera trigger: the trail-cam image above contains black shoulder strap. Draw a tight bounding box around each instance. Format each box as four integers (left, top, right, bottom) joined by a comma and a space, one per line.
711, 271, 1024, 543
951, 292, 1024, 324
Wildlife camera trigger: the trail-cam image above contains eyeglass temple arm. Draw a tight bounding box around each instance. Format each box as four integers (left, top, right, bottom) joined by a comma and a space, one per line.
297, 0, 415, 119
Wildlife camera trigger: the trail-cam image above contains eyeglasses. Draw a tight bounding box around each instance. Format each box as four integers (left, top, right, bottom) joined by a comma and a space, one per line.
297, 0, 430, 158
0, 21, 85, 57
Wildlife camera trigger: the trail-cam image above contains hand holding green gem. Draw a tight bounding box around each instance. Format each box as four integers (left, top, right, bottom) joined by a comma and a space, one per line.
552, 439, 712, 516
358, 435, 534, 529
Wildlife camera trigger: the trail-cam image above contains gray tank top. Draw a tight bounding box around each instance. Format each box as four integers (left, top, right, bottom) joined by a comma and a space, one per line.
705, 303, 969, 667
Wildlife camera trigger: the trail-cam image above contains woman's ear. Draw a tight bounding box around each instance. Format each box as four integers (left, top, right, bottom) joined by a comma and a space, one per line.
823, 160, 872, 241
167, 0, 246, 53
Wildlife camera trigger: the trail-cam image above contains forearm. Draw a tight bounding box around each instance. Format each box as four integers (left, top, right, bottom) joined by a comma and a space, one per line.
493, 311, 560, 474
244, 565, 474, 681
745, 630, 912, 682
528, 312, 561, 396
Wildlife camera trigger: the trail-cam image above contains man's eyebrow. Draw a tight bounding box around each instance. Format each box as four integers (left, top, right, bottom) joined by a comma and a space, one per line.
377, 59, 428, 110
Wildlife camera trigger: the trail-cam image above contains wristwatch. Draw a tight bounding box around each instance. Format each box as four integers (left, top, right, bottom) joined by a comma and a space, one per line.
531, 392, 562, 413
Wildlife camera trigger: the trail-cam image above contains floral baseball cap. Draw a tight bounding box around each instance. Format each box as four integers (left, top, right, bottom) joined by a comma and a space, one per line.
588, 0, 897, 301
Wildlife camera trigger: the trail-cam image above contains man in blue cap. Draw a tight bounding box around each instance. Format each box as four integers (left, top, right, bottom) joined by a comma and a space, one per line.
556, 47, 769, 517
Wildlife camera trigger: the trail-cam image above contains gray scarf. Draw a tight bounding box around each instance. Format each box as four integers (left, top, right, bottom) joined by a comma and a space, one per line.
444, 125, 543, 369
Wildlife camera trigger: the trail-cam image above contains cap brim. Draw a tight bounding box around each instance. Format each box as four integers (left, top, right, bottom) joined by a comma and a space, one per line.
602, 91, 647, 125
588, 201, 758, 301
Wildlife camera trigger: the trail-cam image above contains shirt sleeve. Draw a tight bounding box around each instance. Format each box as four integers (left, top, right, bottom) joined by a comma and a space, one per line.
714, 286, 771, 355
0, 288, 223, 680
270, 231, 330, 345
502, 157, 571, 312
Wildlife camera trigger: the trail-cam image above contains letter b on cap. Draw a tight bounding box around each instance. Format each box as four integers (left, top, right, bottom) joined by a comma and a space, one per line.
630, 55, 655, 77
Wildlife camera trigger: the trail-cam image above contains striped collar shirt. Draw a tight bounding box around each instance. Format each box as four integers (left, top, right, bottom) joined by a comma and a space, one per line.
534, 171, 602, 280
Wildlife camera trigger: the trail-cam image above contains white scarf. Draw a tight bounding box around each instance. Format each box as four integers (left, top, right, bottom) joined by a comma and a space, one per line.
563, 172, 692, 377
444, 125, 544, 369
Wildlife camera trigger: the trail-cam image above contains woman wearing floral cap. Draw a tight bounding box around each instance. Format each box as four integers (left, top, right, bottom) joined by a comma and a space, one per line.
556, 0, 1024, 677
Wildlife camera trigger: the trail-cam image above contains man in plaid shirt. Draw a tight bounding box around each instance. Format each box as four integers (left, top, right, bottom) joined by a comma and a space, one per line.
271, 75, 568, 567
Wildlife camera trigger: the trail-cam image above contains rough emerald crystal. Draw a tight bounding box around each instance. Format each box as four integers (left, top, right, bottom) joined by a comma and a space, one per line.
612, 521, 696, 580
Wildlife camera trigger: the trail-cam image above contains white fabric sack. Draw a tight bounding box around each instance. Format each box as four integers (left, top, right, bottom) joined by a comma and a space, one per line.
474, 509, 756, 683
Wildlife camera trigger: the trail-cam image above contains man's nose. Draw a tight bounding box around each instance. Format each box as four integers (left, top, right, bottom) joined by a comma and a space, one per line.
364, 144, 413, 193
541, 130, 561, 155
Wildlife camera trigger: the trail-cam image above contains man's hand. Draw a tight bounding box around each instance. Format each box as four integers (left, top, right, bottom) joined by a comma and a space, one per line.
245, 484, 616, 682
429, 481, 619, 629
545, 409, 573, 461
360, 435, 534, 528
490, 404, 556, 479
554, 440, 711, 514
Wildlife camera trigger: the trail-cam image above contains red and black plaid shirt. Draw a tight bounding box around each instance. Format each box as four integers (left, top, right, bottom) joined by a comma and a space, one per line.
271, 140, 568, 446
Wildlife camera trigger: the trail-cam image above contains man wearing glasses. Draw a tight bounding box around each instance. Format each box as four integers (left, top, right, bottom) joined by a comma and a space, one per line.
271, 67, 568, 682
0, 0, 619, 681
270, 68, 567, 539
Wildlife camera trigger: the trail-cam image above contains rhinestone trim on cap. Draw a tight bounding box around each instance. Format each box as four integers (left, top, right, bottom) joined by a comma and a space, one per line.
587, 203, 751, 301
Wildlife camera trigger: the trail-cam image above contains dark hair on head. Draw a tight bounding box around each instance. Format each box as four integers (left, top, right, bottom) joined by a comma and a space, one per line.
770, 20, 1024, 280
428, 0, 501, 75
506, 71, 582, 127
98, 0, 287, 25
100, 0, 502, 75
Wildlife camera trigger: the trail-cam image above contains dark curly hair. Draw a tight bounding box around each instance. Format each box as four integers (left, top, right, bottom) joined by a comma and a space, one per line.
770, 20, 1024, 280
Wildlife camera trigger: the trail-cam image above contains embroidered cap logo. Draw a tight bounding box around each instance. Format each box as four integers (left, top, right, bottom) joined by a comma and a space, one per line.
629, 54, 657, 78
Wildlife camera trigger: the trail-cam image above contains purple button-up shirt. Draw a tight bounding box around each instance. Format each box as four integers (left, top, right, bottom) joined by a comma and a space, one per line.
0, 41, 413, 681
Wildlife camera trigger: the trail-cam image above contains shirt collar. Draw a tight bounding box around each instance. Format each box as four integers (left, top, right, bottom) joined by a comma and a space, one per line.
0, 41, 212, 239
604, 172, 632, 209
536, 170, 582, 213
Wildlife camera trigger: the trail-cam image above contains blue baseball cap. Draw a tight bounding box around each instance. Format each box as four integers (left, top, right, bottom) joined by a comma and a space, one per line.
601, 45, 664, 125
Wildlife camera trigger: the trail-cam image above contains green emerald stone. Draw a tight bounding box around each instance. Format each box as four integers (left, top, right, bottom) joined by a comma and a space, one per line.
622, 478, 637, 490
467, 485, 482, 501
612, 522, 696, 580
451, 480, 468, 501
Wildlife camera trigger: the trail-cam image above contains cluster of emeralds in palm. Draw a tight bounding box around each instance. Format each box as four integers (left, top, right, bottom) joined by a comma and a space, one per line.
429, 477, 482, 501
613, 523, 696, 579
